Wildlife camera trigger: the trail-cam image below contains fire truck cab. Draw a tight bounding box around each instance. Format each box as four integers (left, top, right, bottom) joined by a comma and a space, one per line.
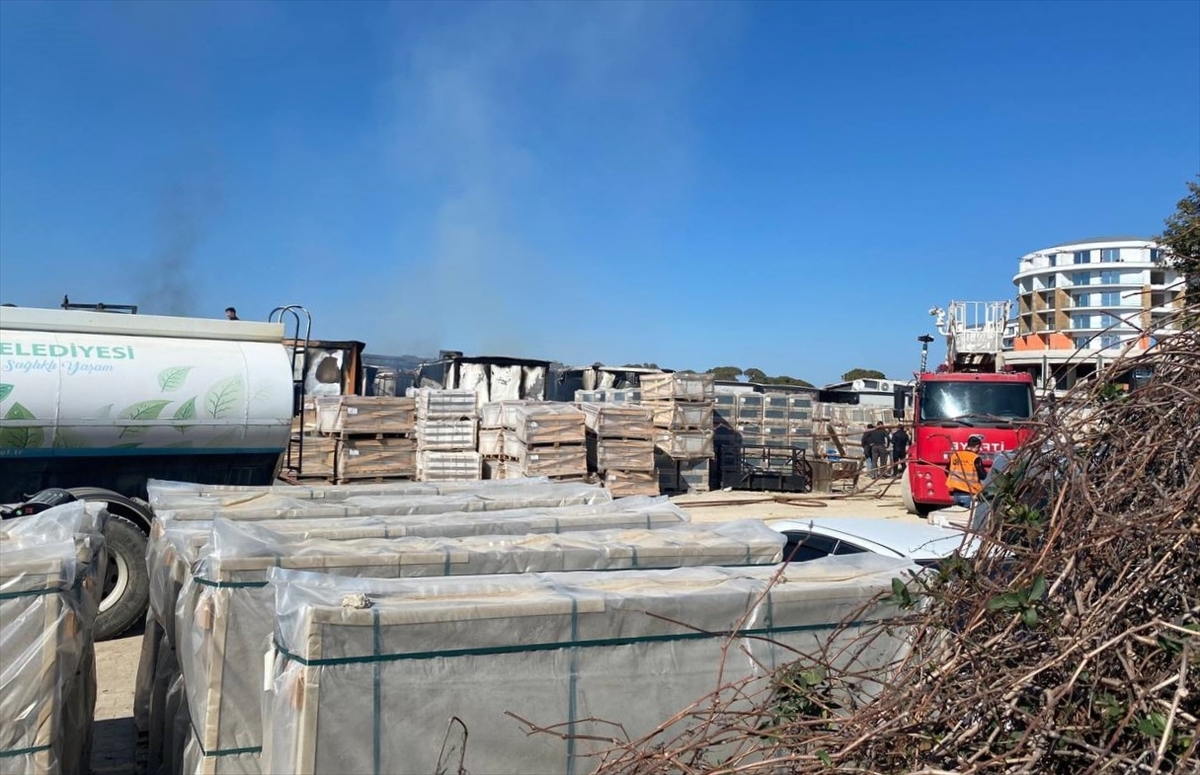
900, 301, 1036, 516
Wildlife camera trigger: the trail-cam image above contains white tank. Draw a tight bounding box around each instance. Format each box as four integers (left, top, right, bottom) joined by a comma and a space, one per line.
0, 307, 293, 486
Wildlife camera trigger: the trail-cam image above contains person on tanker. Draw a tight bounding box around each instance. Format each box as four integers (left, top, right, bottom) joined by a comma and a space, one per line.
946, 434, 987, 508
225, 307, 240, 320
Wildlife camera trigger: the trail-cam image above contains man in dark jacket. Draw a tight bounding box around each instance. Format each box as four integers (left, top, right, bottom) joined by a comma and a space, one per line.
891, 425, 910, 475
861, 423, 889, 479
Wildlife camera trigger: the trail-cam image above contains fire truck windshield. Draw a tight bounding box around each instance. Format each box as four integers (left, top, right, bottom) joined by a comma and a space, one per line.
920, 382, 1033, 425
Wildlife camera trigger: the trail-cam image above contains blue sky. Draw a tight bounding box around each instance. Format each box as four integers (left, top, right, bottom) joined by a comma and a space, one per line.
1, 0, 1197, 385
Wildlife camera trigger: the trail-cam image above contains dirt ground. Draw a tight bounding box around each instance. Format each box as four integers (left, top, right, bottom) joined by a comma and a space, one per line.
88, 478, 960, 773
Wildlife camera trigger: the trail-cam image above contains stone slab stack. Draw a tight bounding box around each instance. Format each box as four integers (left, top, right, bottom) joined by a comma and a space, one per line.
489, 402, 588, 481
579, 403, 656, 497
312, 396, 418, 483
641, 371, 715, 494
410, 388, 482, 482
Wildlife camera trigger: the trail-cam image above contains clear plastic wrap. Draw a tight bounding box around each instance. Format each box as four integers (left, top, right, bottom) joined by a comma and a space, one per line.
152, 481, 613, 520
262, 556, 915, 775
145, 476, 554, 508
176, 518, 784, 774
139, 496, 688, 774
0, 503, 107, 775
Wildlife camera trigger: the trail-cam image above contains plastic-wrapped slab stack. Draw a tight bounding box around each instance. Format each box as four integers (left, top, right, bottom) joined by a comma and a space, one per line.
0, 503, 108, 775
176, 518, 784, 774
262, 555, 916, 775
135, 489, 681, 774
410, 388, 481, 482
146, 476, 555, 506
643, 371, 715, 494
579, 403, 656, 497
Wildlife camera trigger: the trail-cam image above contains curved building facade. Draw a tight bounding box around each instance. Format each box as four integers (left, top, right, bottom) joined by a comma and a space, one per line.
1007, 237, 1185, 393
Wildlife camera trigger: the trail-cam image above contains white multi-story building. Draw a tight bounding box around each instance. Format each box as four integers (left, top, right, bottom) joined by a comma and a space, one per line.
1007, 237, 1186, 393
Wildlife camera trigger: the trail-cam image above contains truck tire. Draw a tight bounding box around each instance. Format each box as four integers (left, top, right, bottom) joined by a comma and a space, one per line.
94, 514, 151, 641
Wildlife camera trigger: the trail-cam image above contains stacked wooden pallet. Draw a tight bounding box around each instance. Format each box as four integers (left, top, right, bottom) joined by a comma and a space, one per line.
579, 402, 656, 497
287, 397, 338, 479
711, 390, 819, 473
480, 401, 587, 480
811, 403, 897, 461
411, 388, 482, 481
642, 371, 715, 494
313, 396, 418, 483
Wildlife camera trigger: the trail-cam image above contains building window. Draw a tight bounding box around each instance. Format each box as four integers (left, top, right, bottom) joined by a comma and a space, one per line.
1100, 335, 1121, 349
1150, 248, 1162, 262
1047, 253, 1057, 267
1073, 250, 1092, 264
1074, 293, 1091, 307
1072, 314, 1092, 329
1101, 270, 1120, 284
1074, 336, 1092, 350
1072, 271, 1092, 285
1100, 248, 1120, 263
1100, 291, 1122, 307
1043, 275, 1056, 289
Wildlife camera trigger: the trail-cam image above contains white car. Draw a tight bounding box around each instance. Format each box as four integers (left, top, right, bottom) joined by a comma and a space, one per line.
769, 517, 978, 568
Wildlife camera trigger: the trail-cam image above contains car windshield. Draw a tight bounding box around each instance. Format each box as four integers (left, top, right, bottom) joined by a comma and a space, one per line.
920, 382, 1033, 424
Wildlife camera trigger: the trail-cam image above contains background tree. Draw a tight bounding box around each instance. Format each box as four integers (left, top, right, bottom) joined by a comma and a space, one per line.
1157, 175, 1200, 307
841, 368, 887, 381
706, 366, 744, 381
739, 367, 813, 388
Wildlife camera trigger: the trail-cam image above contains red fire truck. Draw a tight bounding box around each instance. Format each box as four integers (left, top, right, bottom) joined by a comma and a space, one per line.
900, 301, 1037, 516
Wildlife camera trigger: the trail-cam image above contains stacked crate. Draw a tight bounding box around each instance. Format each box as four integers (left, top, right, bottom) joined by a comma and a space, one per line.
287, 397, 337, 479
579, 403, 656, 497
411, 388, 482, 482
642, 371, 715, 494
786, 393, 816, 451
314, 396, 418, 482
491, 402, 588, 480
478, 401, 521, 480
810, 403, 895, 460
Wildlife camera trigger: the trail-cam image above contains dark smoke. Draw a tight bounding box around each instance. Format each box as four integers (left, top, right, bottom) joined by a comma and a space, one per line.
138, 161, 223, 317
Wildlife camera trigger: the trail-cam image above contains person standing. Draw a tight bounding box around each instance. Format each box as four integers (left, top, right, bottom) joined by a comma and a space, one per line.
891, 425, 910, 476
946, 434, 987, 508
860, 424, 878, 478
861, 423, 888, 479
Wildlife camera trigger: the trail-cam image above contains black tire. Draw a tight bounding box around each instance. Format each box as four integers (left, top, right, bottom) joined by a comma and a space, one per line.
94, 514, 150, 641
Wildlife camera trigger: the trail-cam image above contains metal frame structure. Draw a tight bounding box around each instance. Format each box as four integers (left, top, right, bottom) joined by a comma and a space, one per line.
270, 305, 313, 477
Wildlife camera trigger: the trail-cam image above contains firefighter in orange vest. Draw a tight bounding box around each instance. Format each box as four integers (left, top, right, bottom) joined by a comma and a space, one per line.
946, 434, 987, 508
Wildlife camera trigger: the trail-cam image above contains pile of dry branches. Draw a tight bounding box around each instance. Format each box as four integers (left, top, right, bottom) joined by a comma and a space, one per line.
569, 311, 1200, 775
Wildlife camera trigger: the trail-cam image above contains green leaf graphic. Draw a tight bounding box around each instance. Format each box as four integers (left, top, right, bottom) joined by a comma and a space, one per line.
0, 383, 13, 402
118, 399, 173, 438
173, 396, 197, 420
0, 402, 45, 449
53, 428, 92, 449
205, 376, 244, 419
173, 396, 197, 433
95, 404, 114, 420
158, 366, 194, 393
119, 399, 173, 421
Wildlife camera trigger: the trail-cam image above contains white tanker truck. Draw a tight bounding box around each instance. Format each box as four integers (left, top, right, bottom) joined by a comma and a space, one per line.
0, 305, 295, 639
